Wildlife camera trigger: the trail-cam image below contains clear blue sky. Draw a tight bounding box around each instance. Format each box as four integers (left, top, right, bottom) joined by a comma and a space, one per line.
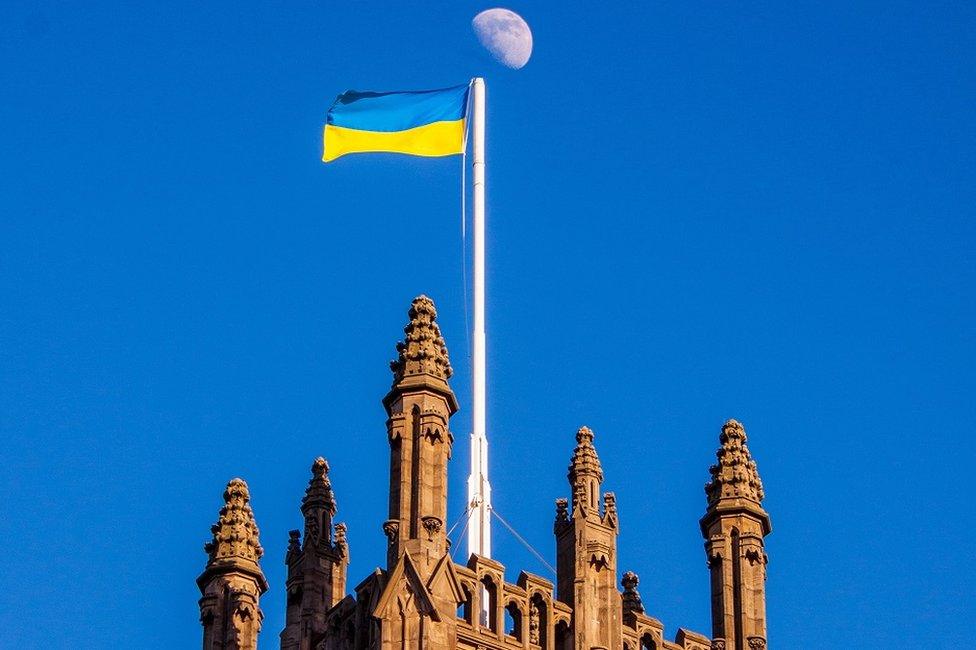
1, 2, 973, 648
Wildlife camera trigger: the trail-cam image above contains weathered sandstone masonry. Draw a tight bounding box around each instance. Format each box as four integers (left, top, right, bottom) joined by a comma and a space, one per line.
196, 296, 772, 650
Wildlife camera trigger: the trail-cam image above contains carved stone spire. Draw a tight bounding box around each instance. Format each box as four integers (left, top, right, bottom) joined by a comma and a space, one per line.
301, 457, 337, 548
705, 419, 765, 507
390, 295, 453, 384
556, 425, 621, 650
701, 419, 771, 650
203, 478, 265, 571
197, 479, 268, 650
621, 571, 645, 616
382, 294, 457, 576
568, 426, 604, 512
281, 459, 350, 650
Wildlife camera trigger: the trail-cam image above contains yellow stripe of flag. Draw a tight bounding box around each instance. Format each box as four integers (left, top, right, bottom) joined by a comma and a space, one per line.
323, 119, 466, 163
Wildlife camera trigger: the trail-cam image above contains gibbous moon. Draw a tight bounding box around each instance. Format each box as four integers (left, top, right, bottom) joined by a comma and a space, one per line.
472, 8, 533, 69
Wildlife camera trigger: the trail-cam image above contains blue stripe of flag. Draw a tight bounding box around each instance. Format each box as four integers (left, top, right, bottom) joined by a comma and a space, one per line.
326, 84, 470, 133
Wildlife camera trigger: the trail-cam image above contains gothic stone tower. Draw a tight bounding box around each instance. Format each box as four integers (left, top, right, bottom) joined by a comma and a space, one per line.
280, 458, 350, 650
198, 478, 269, 650
554, 426, 621, 650
194, 295, 774, 650
373, 294, 464, 648
701, 420, 771, 650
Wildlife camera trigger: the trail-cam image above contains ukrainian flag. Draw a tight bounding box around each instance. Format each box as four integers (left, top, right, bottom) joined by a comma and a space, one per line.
323, 84, 470, 163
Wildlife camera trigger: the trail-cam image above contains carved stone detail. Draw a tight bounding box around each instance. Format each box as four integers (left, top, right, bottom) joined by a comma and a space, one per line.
382, 519, 399, 545
745, 547, 764, 566
621, 571, 645, 615
568, 426, 604, 512
390, 295, 453, 382
706, 536, 724, 568
334, 522, 348, 555
203, 478, 264, 564
603, 492, 618, 525
198, 479, 267, 650
701, 420, 771, 650
189, 298, 777, 650
529, 600, 541, 644
705, 419, 765, 505
285, 529, 301, 564
554, 497, 569, 522
301, 457, 337, 548
421, 515, 442, 539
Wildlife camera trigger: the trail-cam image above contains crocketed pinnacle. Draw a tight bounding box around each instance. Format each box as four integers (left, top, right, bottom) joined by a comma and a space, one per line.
334, 522, 348, 556
302, 457, 337, 517
705, 419, 765, 506
285, 529, 301, 563
390, 295, 453, 384
204, 478, 264, 567
301, 457, 337, 549
568, 426, 604, 485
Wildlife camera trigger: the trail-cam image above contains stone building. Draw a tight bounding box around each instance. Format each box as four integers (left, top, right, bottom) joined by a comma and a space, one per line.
196, 296, 772, 650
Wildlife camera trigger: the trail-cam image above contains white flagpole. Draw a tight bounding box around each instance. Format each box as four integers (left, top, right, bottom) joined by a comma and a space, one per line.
467, 77, 492, 565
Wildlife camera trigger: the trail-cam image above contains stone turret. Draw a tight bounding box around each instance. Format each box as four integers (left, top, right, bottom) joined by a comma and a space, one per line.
555, 426, 622, 650
701, 419, 771, 650
198, 478, 269, 650
382, 295, 459, 568
372, 295, 464, 649
280, 458, 349, 650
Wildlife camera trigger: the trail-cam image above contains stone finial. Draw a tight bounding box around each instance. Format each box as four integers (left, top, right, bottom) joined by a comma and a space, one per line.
569, 426, 604, 479
285, 529, 301, 564
621, 571, 645, 614
554, 497, 569, 522
203, 478, 264, 567
390, 295, 453, 383
334, 522, 348, 556
568, 426, 604, 499
301, 457, 337, 547
705, 419, 765, 506
303, 457, 337, 514
576, 425, 594, 445
198, 478, 267, 650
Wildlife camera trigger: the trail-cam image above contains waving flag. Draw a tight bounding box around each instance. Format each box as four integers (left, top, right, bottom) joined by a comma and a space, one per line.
320, 78, 495, 572
322, 84, 470, 162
